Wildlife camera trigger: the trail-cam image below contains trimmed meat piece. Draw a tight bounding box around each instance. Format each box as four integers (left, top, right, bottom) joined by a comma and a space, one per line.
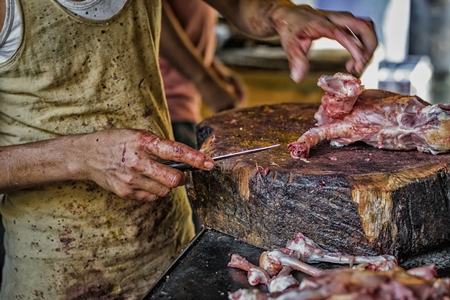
288, 72, 450, 158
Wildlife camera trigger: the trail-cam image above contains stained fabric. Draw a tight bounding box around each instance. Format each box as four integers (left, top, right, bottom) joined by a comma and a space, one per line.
0, 0, 194, 298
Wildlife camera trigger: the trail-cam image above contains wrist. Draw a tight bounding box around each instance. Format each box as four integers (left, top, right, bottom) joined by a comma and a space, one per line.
268, 0, 297, 29
61, 134, 91, 181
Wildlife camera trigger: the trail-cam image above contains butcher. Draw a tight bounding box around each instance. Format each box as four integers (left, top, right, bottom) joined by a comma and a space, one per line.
0, 0, 377, 298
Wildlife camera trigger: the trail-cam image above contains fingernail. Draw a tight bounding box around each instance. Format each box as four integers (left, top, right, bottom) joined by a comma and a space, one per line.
290, 59, 305, 83
290, 68, 301, 83
204, 161, 214, 169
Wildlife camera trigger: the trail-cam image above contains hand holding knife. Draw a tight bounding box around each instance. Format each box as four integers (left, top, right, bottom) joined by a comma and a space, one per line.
163, 144, 280, 171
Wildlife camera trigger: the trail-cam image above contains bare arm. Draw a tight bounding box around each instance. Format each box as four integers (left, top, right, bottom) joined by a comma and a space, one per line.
205, 0, 378, 82
0, 129, 214, 201
160, 0, 243, 112
204, 0, 294, 39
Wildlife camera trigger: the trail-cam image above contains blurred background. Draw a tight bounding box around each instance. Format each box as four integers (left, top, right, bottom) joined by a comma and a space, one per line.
205, 0, 450, 117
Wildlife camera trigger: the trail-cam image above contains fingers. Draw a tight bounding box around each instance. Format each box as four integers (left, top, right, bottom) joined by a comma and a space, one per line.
273, 8, 378, 82
139, 158, 188, 189
332, 29, 368, 74
115, 170, 187, 202
322, 13, 378, 73
87, 130, 211, 202
305, 22, 370, 74
142, 133, 215, 171
279, 31, 312, 83
288, 41, 311, 83
347, 19, 378, 59
273, 6, 378, 81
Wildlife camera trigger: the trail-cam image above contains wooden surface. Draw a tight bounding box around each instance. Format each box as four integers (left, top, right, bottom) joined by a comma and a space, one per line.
189, 102, 450, 261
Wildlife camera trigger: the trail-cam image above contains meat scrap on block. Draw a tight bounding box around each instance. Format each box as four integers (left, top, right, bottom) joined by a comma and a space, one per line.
227, 232, 450, 300
288, 72, 450, 159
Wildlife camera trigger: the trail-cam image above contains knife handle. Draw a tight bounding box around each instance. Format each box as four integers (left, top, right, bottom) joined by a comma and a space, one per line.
162, 161, 197, 171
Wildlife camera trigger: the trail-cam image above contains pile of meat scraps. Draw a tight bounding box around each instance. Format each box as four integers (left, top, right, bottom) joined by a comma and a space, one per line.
288, 72, 450, 159
228, 232, 450, 300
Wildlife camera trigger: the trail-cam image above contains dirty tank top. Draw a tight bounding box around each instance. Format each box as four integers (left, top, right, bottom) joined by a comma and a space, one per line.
0, 0, 194, 299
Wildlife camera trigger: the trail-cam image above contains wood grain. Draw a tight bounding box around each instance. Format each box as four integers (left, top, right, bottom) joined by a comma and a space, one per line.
189, 103, 450, 260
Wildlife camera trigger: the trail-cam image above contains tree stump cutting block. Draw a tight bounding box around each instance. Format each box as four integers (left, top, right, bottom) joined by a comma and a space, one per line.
189, 103, 450, 260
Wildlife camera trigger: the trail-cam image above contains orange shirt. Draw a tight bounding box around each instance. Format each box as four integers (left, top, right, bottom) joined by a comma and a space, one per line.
159, 0, 217, 123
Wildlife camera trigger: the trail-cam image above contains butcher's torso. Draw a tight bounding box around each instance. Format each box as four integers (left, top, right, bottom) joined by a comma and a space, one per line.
159, 0, 217, 123
0, 0, 194, 298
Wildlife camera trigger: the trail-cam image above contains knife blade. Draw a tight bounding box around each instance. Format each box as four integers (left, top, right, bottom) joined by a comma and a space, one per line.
163, 144, 281, 171
345, 25, 364, 49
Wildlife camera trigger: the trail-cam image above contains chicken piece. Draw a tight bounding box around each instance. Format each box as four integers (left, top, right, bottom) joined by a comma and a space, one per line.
286, 232, 397, 271
228, 253, 271, 286
267, 266, 299, 293
288, 72, 450, 158
314, 72, 364, 124
227, 232, 450, 299
272, 266, 449, 300
259, 249, 324, 277
406, 264, 438, 280
228, 288, 268, 300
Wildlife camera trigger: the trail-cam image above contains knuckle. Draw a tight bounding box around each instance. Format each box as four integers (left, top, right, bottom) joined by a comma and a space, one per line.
167, 172, 183, 188
159, 187, 171, 197
171, 143, 187, 161
140, 194, 159, 202
123, 175, 137, 187
116, 188, 134, 200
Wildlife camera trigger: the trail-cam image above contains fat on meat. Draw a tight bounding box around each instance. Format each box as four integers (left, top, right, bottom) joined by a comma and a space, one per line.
288, 72, 450, 158
227, 232, 450, 300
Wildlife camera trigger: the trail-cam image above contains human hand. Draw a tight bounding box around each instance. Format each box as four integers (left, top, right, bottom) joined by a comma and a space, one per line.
74, 129, 214, 201
271, 5, 378, 83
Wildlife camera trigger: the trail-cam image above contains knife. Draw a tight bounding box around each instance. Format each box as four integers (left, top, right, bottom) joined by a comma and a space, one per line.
163, 144, 281, 171
345, 25, 363, 49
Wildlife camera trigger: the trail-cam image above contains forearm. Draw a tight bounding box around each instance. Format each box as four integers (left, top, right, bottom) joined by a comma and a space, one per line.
0, 135, 85, 193
204, 0, 296, 39
0, 129, 215, 201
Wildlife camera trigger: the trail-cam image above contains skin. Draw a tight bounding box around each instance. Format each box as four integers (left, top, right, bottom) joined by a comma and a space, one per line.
0, 0, 215, 202
205, 0, 378, 82
0, 0, 378, 202
0, 129, 215, 201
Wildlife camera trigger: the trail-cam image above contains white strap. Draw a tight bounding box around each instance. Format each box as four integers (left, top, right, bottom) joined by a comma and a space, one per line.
0, 0, 127, 63
0, 0, 15, 49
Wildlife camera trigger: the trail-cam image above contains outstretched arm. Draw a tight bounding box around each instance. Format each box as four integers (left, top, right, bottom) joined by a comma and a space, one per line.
0, 129, 214, 201
205, 0, 378, 82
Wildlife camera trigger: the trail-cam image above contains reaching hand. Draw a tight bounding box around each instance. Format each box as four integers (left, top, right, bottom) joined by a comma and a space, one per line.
271, 5, 378, 83
76, 129, 214, 201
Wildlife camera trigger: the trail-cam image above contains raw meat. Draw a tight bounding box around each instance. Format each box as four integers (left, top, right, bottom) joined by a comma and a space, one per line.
227, 232, 450, 300
286, 232, 397, 271
288, 72, 450, 158
228, 253, 271, 286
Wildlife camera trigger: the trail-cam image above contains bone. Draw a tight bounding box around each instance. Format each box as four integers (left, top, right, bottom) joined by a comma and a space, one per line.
228, 253, 271, 286
286, 232, 397, 270
259, 249, 324, 277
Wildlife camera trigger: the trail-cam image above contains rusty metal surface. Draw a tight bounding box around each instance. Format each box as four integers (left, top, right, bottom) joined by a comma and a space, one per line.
143, 228, 450, 300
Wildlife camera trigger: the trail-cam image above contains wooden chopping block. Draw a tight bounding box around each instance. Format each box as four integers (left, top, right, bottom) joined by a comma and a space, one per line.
189, 103, 450, 260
